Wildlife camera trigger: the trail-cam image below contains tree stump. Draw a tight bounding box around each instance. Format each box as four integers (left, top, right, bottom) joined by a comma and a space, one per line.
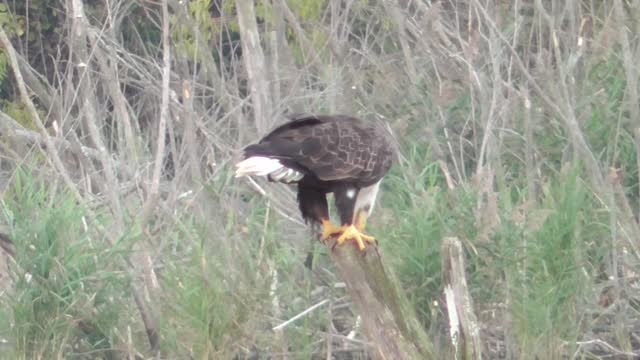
441, 237, 482, 359
328, 240, 435, 359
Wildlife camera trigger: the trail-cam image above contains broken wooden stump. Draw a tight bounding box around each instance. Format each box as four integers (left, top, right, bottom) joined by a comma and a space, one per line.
327, 240, 434, 359
441, 237, 482, 360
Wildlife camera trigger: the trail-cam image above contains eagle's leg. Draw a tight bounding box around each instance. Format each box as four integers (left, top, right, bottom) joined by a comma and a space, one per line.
355, 209, 367, 231
298, 183, 342, 242
354, 210, 378, 245
330, 188, 377, 251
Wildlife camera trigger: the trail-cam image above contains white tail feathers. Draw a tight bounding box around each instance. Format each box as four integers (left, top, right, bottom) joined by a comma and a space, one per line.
235, 156, 283, 177
235, 156, 304, 182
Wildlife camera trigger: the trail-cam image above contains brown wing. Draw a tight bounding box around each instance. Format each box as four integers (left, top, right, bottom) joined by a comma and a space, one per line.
247, 114, 395, 185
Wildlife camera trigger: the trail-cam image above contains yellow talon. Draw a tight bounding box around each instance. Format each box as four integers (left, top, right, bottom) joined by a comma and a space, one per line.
320, 216, 376, 251
334, 225, 376, 251
320, 219, 344, 241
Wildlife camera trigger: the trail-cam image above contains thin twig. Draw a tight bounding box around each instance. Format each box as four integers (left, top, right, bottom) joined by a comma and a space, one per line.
471, 0, 605, 188
575, 339, 640, 358
139, 0, 171, 226
69, 0, 125, 232
272, 299, 330, 331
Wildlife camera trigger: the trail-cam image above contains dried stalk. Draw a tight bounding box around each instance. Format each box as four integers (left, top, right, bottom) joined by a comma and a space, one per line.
139, 0, 171, 226
91, 43, 138, 163
274, 0, 323, 66
235, 0, 272, 134
471, 0, 606, 188
181, 80, 202, 183
383, 1, 417, 79
16, 55, 62, 124
2, 22, 161, 352
268, 0, 302, 112
69, 0, 125, 231
130, 1, 174, 351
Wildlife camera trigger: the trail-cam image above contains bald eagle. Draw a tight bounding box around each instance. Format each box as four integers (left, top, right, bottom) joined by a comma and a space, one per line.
235, 114, 395, 251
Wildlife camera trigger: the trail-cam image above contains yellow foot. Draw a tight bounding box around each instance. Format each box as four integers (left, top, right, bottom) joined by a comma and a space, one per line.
334, 225, 376, 252
320, 219, 344, 241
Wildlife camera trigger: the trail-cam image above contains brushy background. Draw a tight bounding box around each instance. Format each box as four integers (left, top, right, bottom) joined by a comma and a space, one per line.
0, 0, 639, 358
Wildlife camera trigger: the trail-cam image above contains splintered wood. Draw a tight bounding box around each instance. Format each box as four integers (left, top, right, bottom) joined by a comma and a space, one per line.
328, 242, 434, 360
442, 237, 482, 360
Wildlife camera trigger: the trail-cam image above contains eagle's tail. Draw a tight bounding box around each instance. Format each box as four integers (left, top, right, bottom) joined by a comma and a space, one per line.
234, 156, 284, 177
235, 156, 304, 182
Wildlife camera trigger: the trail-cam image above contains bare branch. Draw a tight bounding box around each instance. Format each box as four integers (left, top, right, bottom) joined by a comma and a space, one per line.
69, 0, 125, 231
471, 0, 605, 188
139, 0, 172, 226
235, 0, 272, 134
91, 43, 139, 163
613, 0, 640, 127
0, 27, 82, 201
16, 55, 62, 123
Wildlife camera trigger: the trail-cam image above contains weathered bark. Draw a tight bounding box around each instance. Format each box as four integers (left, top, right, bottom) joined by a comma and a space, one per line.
327, 241, 434, 359
266, 0, 299, 112
180, 80, 202, 183
235, 0, 272, 134
441, 237, 482, 360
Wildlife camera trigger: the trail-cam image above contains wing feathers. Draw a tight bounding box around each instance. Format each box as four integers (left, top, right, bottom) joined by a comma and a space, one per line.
238, 115, 395, 185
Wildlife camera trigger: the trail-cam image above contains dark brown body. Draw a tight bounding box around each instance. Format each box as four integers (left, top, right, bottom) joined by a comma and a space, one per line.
242, 114, 395, 227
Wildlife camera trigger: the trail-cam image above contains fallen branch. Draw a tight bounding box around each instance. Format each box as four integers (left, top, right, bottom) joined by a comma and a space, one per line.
327, 240, 434, 359
0, 27, 81, 202
0, 110, 136, 183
